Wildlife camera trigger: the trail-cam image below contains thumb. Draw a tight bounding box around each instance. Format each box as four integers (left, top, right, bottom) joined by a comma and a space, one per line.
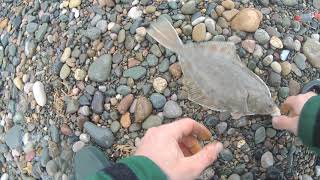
182, 142, 223, 176
272, 115, 298, 135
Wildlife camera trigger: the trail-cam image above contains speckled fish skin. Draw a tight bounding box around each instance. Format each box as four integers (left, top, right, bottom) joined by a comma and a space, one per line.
147, 17, 279, 117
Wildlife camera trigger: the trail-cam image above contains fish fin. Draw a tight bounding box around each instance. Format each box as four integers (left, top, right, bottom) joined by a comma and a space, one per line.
183, 70, 226, 112
147, 16, 184, 53
231, 113, 243, 120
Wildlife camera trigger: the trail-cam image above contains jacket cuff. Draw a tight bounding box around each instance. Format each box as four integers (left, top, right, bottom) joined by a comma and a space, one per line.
298, 96, 320, 148
119, 156, 167, 180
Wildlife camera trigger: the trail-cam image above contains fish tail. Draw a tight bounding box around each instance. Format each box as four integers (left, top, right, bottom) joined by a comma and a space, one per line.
147, 16, 184, 53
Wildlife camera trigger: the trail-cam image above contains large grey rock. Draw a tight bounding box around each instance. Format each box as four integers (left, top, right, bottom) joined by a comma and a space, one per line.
314, 0, 320, 9
25, 36, 37, 58
181, 1, 197, 15
35, 23, 48, 41
282, 0, 298, 6
83, 27, 101, 40
293, 53, 306, 70
66, 99, 80, 114
26, 22, 38, 33
150, 93, 166, 109
88, 54, 112, 82
163, 101, 182, 118
255, 126, 266, 144
91, 91, 104, 114
123, 66, 147, 80
46, 160, 58, 177
216, 122, 228, 134
142, 115, 163, 129
84, 121, 114, 148
228, 174, 241, 180
303, 39, 320, 68
268, 71, 281, 88
254, 29, 270, 44
49, 125, 60, 143
220, 148, 234, 161
4, 125, 23, 149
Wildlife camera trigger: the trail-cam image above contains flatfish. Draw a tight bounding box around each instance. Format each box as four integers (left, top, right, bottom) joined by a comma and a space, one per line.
147, 17, 280, 118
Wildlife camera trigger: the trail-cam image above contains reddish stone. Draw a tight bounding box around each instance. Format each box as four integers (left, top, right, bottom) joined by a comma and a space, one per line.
128, 58, 140, 68
25, 150, 35, 162
60, 124, 73, 136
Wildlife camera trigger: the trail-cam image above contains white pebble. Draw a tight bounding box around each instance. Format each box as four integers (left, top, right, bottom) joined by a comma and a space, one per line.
192, 16, 206, 26
75, 130, 81, 136
132, 0, 139, 5
153, 77, 167, 93
72, 8, 80, 18
108, 22, 115, 31
32, 81, 47, 106
280, 50, 290, 61
134, 44, 141, 51
62, 174, 69, 180
205, 32, 212, 41
59, 2, 65, 9
80, 133, 90, 143
116, 94, 122, 100
23, 133, 31, 145
110, 33, 118, 40
171, 94, 178, 101
23, 143, 34, 153
72, 141, 85, 152
135, 34, 145, 42
128, 7, 142, 19
22, 74, 29, 83
0, 119, 5, 126
12, 149, 20, 157
61, 9, 68, 15
0, 173, 9, 180
311, 34, 320, 41
134, 137, 141, 147
136, 27, 147, 36
205, 18, 216, 34
78, 106, 90, 116
270, 62, 282, 74
294, 40, 301, 51
98, 86, 107, 92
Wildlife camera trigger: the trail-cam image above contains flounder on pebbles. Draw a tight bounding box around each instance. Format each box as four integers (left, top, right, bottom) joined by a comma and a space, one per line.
147, 17, 279, 118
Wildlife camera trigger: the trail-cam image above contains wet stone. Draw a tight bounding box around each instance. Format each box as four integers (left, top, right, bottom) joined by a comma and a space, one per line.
66, 99, 80, 114
92, 91, 104, 114
163, 101, 182, 118
220, 148, 234, 161
123, 66, 147, 80
150, 93, 166, 109
255, 126, 266, 144
4, 125, 23, 149
116, 85, 131, 96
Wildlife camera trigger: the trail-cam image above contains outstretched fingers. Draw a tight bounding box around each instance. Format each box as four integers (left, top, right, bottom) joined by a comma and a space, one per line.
160, 118, 212, 141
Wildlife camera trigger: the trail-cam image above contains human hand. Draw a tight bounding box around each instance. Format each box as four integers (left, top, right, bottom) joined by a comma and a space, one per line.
272, 92, 316, 135
135, 118, 223, 180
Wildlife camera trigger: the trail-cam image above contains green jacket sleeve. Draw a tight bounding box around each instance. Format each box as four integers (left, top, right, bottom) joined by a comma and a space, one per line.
89, 156, 167, 180
298, 96, 320, 155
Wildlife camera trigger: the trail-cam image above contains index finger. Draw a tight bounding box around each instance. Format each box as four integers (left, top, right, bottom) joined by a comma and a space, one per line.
159, 118, 212, 140
281, 96, 298, 116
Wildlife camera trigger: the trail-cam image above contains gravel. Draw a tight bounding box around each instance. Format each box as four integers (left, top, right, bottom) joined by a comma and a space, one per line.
1, 0, 319, 178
